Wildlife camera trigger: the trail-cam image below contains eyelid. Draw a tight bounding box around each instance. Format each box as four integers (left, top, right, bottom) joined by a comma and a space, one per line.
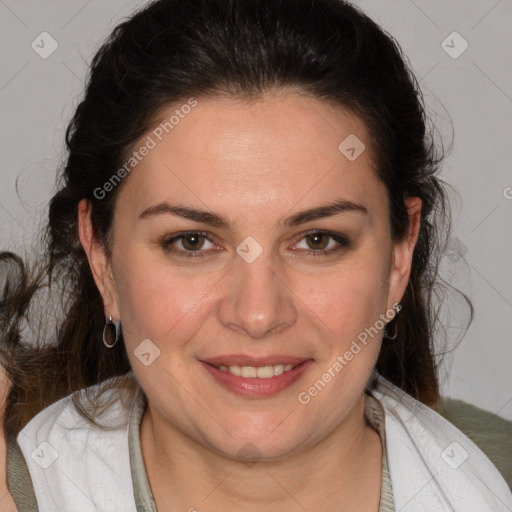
291, 228, 349, 245
160, 229, 350, 258
290, 230, 350, 257
161, 231, 218, 255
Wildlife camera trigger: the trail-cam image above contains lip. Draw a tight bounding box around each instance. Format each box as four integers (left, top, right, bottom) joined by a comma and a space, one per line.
202, 354, 310, 367
199, 358, 314, 398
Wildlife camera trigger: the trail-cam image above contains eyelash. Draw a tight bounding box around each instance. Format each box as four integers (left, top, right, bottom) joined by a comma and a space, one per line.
159, 230, 350, 259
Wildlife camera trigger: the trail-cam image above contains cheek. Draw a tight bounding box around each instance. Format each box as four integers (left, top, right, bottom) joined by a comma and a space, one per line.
297, 264, 389, 408
300, 256, 390, 336
113, 232, 391, 354
113, 250, 211, 348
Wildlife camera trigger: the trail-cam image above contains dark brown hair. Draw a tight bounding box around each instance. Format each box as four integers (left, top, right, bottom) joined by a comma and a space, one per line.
1, 0, 472, 439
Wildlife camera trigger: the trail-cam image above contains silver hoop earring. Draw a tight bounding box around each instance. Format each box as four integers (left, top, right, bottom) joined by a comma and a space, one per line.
383, 322, 398, 340
103, 315, 121, 348
383, 302, 401, 341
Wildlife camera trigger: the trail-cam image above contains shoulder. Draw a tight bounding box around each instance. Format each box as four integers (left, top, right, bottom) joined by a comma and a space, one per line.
370, 374, 512, 511
434, 395, 512, 488
17, 373, 138, 458
10, 372, 142, 512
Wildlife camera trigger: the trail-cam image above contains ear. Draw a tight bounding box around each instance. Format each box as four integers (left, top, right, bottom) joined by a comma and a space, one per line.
77, 199, 120, 321
387, 196, 422, 309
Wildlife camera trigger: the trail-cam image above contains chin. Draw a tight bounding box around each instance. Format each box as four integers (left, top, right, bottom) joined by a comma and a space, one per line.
201, 419, 310, 462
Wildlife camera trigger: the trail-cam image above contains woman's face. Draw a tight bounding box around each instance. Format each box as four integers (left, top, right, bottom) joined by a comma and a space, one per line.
80, 91, 420, 460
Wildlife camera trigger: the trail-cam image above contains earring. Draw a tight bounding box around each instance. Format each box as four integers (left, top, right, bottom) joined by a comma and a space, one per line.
103, 314, 121, 348
383, 302, 401, 341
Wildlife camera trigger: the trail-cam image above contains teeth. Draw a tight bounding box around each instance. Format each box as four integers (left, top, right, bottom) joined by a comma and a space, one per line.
273, 364, 284, 376
217, 363, 298, 379
241, 366, 256, 378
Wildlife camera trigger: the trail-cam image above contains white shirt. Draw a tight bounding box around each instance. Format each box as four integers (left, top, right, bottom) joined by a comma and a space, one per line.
13, 372, 512, 511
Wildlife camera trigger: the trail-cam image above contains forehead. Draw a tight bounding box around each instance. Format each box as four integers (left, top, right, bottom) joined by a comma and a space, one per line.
117, 92, 384, 221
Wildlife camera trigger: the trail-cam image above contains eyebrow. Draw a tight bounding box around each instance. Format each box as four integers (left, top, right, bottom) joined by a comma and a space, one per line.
138, 198, 367, 229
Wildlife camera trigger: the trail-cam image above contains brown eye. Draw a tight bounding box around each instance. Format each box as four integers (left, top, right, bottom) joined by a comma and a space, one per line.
293, 230, 350, 257
160, 231, 216, 258
180, 233, 207, 251
305, 232, 330, 250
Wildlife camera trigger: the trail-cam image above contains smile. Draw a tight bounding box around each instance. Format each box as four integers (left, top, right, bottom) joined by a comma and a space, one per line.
216, 363, 297, 378
199, 358, 314, 398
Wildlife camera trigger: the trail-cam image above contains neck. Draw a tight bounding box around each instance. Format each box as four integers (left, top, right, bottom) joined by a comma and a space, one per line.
139, 393, 383, 512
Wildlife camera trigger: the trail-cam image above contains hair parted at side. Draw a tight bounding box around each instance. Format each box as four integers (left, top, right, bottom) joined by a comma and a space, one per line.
1, 0, 472, 439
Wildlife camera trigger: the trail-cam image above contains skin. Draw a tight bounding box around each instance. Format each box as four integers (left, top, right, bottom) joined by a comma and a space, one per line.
79, 90, 421, 511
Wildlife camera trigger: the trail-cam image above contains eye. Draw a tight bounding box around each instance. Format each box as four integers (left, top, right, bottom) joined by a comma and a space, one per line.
160, 231, 218, 258
292, 230, 350, 256
160, 230, 350, 259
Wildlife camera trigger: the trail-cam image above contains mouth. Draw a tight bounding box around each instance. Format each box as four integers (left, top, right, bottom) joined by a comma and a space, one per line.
198, 356, 314, 398
216, 363, 298, 379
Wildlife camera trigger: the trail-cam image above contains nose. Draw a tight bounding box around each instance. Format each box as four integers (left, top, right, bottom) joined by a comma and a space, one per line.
218, 253, 297, 339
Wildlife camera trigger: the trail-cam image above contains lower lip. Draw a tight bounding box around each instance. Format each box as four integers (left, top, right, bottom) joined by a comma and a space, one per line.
199, 360, 314, 398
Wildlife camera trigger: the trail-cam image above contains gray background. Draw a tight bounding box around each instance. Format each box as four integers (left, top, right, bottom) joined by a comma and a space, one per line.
1, 0, 511, 419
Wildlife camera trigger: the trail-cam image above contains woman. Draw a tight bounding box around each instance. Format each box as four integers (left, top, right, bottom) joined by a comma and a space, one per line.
1, 0, 511, 510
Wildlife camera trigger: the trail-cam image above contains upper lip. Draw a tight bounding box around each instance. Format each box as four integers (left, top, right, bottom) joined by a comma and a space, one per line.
201, 355, 312, 367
